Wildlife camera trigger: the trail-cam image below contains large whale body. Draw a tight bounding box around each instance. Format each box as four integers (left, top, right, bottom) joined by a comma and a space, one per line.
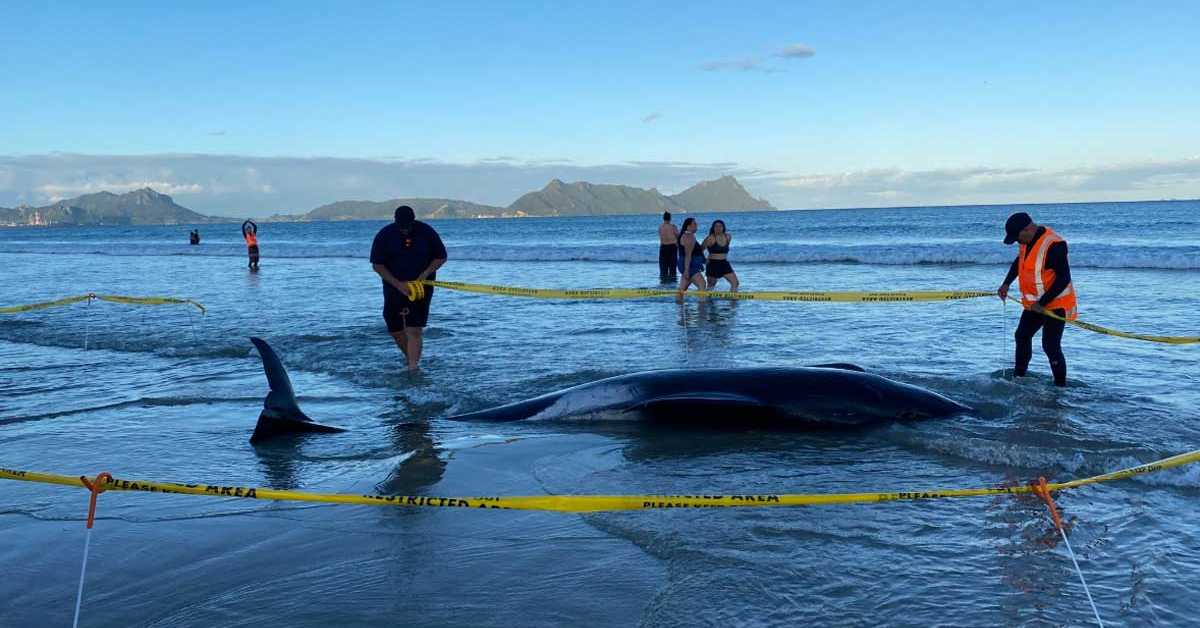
448, 366, 970, 427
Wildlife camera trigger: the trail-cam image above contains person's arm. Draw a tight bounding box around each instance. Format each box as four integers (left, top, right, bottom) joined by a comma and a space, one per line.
369, 231, 407, 292
372, 263, 408, 292
418, 258, 445, 281
1037, 241, 1071, 307
680, 236, 693, 280
998, 256, 1018, 301
417, 228, 448, 281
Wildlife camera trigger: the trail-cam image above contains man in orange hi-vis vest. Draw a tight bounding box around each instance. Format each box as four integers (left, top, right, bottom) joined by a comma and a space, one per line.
997, 212, 1076, 387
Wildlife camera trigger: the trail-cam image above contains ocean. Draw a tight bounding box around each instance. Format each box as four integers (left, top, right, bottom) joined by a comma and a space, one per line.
1, 200, 1198, 626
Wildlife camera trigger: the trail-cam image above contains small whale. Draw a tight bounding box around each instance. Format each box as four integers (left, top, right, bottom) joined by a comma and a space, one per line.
249, 337, 345, 443
448, 365, 969, 428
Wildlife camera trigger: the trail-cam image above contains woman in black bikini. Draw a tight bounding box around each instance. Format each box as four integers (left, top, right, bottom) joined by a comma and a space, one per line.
702, 219, 738, 291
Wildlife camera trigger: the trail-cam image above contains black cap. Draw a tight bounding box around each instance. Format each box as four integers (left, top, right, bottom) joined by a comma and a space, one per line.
1003, 212, 1032, 245
394, 205, 416, 227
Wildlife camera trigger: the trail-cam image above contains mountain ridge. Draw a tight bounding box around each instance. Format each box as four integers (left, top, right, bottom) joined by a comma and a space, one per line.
0, 176, 775, 226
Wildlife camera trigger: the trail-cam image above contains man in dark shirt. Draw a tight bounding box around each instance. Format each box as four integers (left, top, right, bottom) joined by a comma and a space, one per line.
370, 206, 447, 371
997, 212, 1074, 386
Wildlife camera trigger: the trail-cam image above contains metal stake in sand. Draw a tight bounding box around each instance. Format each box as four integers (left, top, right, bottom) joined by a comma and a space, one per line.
73, 472, 111, 628
1032, 477, 1104, 627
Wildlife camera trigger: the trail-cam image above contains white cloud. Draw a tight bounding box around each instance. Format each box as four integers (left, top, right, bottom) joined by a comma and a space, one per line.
5, 153, 1197, 214
777, 159, 1200, 207
776, 44, 815, 59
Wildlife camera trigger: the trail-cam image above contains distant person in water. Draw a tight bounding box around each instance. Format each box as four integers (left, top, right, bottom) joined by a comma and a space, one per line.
997, 212, 1077, 387
701, 219, 738, 291
189, 229, 200, 245
241, 220, 259, 270
371, 205, 447, 371
676, 217, 706, 303
657, 211, 679, 283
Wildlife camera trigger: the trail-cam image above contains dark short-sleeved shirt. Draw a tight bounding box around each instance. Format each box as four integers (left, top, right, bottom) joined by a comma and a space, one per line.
370, 221, 447, 290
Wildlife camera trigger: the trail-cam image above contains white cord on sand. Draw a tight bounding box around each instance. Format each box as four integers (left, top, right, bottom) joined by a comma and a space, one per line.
1057, 525, 1105, 627
72, 528, 92, 628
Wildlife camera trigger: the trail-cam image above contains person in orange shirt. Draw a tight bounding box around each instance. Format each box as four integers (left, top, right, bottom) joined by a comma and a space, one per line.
997, 212, 1077, 387
242, 220, 260, 270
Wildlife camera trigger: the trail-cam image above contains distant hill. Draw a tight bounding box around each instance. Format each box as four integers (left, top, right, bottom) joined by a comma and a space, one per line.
0, 188, 216, 226
506, 176, 773, 217
0, 175, 776, 227
508, 179, 684, 216
303, 198, 511, 221
669, 175, 773, 211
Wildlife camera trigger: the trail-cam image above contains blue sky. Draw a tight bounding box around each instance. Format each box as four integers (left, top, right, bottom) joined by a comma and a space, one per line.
2, 1, 1198, 214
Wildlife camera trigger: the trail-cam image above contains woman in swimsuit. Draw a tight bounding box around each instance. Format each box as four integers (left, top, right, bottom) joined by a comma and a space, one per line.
701, 220, 738, 291
676, 217, 707, 303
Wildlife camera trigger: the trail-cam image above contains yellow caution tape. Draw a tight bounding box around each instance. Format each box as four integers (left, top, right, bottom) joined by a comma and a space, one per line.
404, 281, 426, 302
423, 280, 992, 303
0, 294, 206, 315
1008, 297, 1198, 345
3, 449, 1197, 513
0, 294, 93, 314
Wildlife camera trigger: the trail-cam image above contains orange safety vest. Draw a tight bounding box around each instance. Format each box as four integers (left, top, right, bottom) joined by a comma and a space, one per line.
244, 232, 258, 247
1018, 226, 1077, 319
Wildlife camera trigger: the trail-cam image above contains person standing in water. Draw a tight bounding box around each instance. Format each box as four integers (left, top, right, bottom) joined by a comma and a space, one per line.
657, 211, 679, 283
676, 217, 706, 303
701, 219, 739, 291
371, 205, 447, 371
242, 220, 259, 270
997, 211, 1077, 387
189, 229, 200, 245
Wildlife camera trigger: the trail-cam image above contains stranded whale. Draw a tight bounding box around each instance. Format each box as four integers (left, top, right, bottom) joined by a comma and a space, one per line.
249, 337, 345, 443
447, 365, 970, 427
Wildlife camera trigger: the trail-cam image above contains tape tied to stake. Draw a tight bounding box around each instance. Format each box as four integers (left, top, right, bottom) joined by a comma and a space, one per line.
2, 448, 1198, 513
0, 294, 206, 315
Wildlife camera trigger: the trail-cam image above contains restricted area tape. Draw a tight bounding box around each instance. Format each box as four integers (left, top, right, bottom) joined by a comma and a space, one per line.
0, 294, 206, 315
1007, 297, 1198, 345
3, 449, 1197, 513
423, 280, 992, 303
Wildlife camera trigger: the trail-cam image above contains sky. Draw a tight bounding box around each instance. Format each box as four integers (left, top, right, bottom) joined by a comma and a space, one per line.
2, 1, 1198, 215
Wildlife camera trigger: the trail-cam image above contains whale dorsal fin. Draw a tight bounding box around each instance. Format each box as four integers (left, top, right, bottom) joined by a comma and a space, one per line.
250, 337, 309, 422
249, 337, 346, 443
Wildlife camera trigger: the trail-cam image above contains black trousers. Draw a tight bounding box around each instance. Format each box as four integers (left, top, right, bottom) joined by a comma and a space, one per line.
659, 244, 678, 280
1014, 308, 1067, 386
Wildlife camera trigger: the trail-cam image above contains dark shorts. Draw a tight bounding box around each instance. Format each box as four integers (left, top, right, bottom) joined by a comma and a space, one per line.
248, 245, 260, 258
383, 284, 434, 332
679, 256, 705, 278
706, 259, 734, 278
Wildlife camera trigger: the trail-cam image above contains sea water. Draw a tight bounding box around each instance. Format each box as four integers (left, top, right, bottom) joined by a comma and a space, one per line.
1, 200, 1197, 626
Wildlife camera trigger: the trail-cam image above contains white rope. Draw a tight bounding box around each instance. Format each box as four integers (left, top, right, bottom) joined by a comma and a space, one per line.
83, 295, 93, 350
1057, 525, 1105, 627
72, 528, 92, 628
1001, 298, 1008, 377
